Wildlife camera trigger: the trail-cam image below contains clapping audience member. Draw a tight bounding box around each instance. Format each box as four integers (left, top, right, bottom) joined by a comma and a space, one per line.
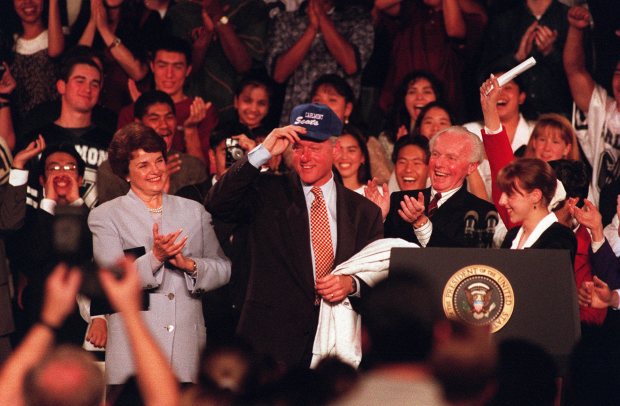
6, 0, 64, 124
480, 0, 572, 117
370, 136, 427, 219
564, 5, 620, 217
550, 161, 606, 333
117, 36, 218, 164
365, 136, 431, 220
97, 91, 208, 204
598, 197, 620, 257
164, 0, 269, 123
267, 0, 373, 125
572, 199, 620, 293
335, 126, 371, 195
88, 123, 230, 391
78, 0, 162, 112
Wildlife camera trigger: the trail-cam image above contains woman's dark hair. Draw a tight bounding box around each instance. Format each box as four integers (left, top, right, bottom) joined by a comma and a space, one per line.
412, 101, 455, 139
235, 73, 274, 99
386, 70, 443, 143
108, 123, 167, 179
497, 158, 557, 206
339, 124, 371, 185
310, 74, 355, 104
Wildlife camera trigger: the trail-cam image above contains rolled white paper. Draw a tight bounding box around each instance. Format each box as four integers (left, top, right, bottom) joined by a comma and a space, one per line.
497, 57, 537, 87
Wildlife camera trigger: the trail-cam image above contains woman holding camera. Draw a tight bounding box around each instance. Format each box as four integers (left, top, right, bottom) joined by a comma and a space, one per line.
88, 123, 230, 388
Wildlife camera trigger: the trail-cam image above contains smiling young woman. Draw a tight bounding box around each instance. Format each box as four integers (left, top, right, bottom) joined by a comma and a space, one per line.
497, 158, 576, 262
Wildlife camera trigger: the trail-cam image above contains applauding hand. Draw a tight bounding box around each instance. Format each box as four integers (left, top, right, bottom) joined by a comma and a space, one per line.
152, 223, 187, 262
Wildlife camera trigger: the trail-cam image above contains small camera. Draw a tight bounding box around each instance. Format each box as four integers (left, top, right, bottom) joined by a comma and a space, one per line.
225, 138, 245, 167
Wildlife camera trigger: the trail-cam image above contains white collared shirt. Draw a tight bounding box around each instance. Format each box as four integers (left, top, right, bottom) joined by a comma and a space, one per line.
510, 212, 558, 249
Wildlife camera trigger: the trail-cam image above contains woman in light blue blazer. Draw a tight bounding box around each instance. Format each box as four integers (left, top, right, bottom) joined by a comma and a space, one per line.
88, 123, 231, 386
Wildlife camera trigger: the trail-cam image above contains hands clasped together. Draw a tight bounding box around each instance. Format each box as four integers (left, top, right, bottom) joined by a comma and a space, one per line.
152, 223, 196, 273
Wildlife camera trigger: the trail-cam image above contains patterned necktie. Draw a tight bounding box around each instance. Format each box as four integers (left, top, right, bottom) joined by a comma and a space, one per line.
310, 187, 334, 301
426, 192, 442, 218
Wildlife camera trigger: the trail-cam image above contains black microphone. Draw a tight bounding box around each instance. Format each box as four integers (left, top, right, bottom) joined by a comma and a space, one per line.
484, 211, 499, 248
464, 210, 479, 244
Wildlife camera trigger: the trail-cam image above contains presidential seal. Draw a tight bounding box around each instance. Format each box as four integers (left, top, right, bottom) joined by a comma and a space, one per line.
442, 265, 514, 333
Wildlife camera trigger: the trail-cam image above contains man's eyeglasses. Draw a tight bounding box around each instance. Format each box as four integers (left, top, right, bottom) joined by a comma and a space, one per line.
46, 164, 77, 172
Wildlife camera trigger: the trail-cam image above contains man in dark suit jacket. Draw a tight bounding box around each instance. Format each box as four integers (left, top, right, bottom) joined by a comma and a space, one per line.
385, 127, 496, 247
206, 103, 383, 367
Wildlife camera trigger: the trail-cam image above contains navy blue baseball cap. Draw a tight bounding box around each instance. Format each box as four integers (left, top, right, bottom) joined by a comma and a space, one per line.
289, 103, 343, 142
